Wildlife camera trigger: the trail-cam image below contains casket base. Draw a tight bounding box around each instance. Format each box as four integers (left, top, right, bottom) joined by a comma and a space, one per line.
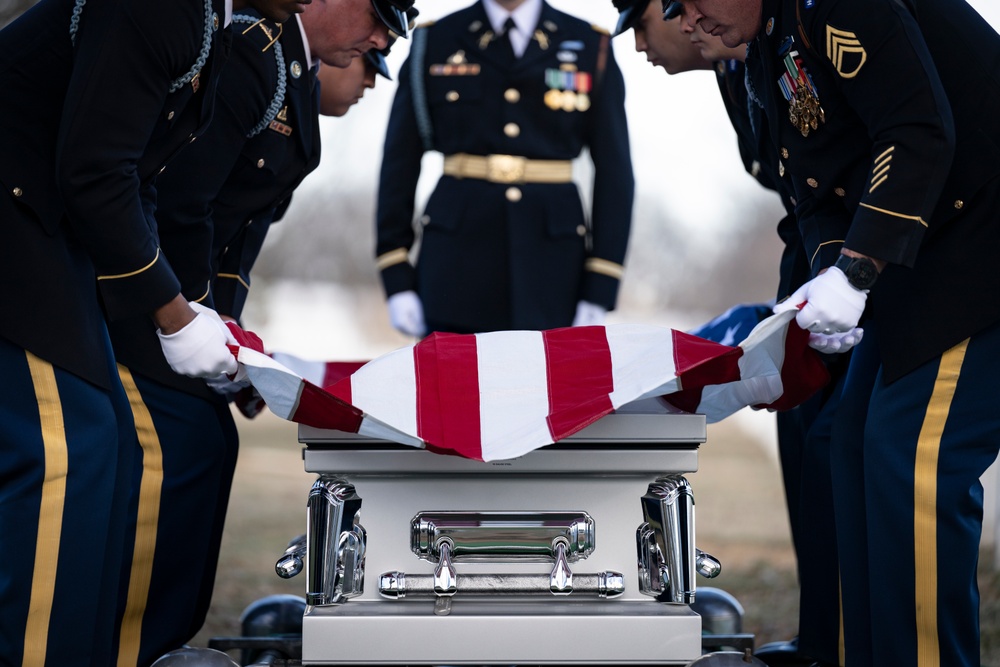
302, 599, 701, 665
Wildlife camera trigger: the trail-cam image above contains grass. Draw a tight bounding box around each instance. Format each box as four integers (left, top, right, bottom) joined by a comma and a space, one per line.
191, 411, 1000, 665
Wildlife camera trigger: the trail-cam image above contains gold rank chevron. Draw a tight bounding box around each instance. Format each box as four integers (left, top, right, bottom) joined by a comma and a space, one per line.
826, 25, 867, 78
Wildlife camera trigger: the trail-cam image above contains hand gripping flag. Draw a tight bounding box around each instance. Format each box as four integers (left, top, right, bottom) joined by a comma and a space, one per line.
224, 310, 829, 461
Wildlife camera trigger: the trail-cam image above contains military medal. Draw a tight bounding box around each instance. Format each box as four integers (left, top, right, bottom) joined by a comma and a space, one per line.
544, 88, 564, 110
561, 90, 577, 112
544, 68, 592, 113
776, 37, 825, 137
430, 50, 482, 76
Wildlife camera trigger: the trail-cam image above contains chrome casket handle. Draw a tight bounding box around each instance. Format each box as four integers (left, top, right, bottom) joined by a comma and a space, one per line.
411, 510, 595, 563
305, 476, 366, 605
275, 534, 306, 579
378, 570, 625, 599
637, 475, 719, 604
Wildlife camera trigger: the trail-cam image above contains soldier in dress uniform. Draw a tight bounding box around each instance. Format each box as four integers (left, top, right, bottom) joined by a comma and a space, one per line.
105, 2, 414, 665
0, 0, 305, 664
673, 0, 1000, 664
614, 3, 851, 665
376, 0, 635, 337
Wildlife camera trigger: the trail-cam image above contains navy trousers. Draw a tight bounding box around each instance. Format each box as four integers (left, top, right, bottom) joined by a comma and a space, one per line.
786, 369, 847, 666
832, 319, 1000, 666
113, 371, 238, 667
0, 334, 133, 667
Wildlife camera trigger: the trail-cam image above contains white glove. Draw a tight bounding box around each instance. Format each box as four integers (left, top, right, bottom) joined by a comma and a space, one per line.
773, 267, 867, 334
157, 302, 239, 378
572, 300, 607, 327
204, 372, 251, 397
808, 328, 864, 354
388, 290, 426, 338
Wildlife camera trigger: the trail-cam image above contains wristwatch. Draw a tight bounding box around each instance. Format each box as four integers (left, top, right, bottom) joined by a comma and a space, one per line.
834, 254, 879, 291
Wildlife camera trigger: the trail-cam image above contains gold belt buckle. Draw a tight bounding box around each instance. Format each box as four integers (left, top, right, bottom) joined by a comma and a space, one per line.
486, 154, 526, 184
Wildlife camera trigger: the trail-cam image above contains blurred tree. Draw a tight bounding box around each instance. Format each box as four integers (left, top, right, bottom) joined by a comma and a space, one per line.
252, 181, 786, 320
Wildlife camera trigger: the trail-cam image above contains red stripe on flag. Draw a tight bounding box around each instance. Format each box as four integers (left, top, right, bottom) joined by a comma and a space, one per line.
661, 330, 743, 413
226, 322, 265, 355
661, 386, 704, 415
671, 330, 743, 385
322, 362, 366, 391
312, 363, 365, 405
415, 332, 482, 460
326, 377, 352, 405
543, 327, 614, 441
755, 320, 829, 411
291, 382, 364, 432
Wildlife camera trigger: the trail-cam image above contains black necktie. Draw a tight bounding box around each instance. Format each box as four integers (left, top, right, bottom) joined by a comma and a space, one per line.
497, 17, 517, 63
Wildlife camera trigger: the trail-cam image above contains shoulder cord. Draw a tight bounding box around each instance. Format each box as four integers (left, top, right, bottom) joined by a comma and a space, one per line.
70, 0, 215, 93
232, 14, 287, 138
409, 26, 434, 152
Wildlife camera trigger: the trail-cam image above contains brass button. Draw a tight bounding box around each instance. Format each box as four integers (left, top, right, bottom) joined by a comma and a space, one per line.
780, 147, 789, 159
505, 186, 522, 202
806, 177, 819, 188
420, 214, 431, 226
257, 158, 265, 168
504, 88, 520, 103
167, 111, 175, 120
446, 90, 459, 102
503, 122, 520, 138
576, 225, 587, 237
12, 187, 23, 197
212, 12, 219, 30
954, 199, 964, 210
834, 187, 846, 197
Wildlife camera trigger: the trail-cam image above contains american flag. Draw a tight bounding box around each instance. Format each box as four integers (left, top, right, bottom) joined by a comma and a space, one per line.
225, 310, 828, 462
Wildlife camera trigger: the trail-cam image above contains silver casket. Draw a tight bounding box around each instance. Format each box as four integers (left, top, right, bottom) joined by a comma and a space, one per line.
285, 399, 722, 665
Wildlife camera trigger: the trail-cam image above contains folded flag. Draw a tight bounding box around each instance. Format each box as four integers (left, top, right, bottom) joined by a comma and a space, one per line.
224, 310, 828, 461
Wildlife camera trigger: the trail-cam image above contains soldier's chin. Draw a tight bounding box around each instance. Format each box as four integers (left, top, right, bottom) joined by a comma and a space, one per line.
321, 53, 354, 70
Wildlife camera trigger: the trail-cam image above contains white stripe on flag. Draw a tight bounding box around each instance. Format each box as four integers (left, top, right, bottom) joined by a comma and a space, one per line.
269, 351, 327, 386
236, 347, 306, 421
476, 330, 552, 460
606, 325, 681, 407
357, 415, 425, 448
348, 347, 418, 439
